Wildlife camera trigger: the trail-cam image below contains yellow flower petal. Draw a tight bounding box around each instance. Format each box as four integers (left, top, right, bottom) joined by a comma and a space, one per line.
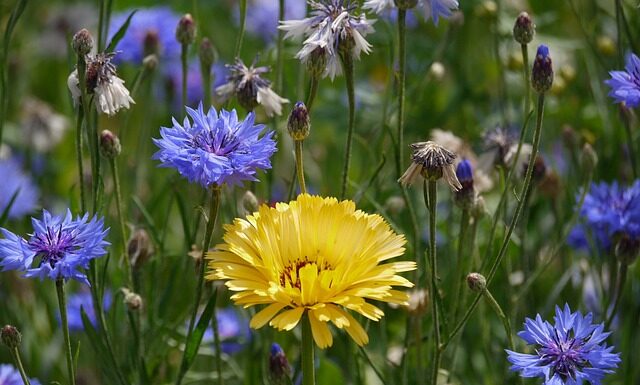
309, 312, 333, 349
250, 303, 287, 329
270, 307, 305, 331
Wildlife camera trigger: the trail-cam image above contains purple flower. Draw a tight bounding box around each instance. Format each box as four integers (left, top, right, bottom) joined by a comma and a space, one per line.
152, 104, 277, 188
0, 364, 41, 385
164, 60, 228, 108
64, 289, 112, 332
569, 181, 640, 252
0, 210, 109, 284
202, 307, 251, 354
108, 6, 181, 65
606, 53, 640, 108
421, 0, 459, 25
507, 304, 620, 385
0, 158, 39, 220
241, 0, 307, 42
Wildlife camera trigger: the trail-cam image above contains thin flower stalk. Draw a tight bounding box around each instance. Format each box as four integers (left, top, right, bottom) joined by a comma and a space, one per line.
235, 0, 247, 58
56, 280, 76, 385
396, 9, 407, 179
424, 180, 442, 385
295, 141, 307, 194
301, 314, 315, 385
109, 157, 132, 285
605, 263, 628, 329
6, 346, 31, 385
340, 54, 355, 199
450, 208, 469, 320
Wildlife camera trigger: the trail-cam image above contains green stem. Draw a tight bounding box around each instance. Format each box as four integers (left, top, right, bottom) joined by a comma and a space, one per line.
234, 0, 247, 58
605, 263, 628, 329
275, 0, 285, 93
301, 313, 315, 385
181, 43, 188, 109
9, 347, 31, 385
75, 105, 86, 213
623, 117, 638, 178
56, 280, 76, 385
109, 158, 132, 285
443, 92, 547, 350
396, 9, 407, 179
97, 0, 105, 51
295, 140, 307, 194
340, 54, 355, 200
482, 289, 513, 351
176, 185, 222, 385
211, 288, 224, 385
521, 43, 530, 117
425, 180, 441, 385
306, 76, 319, 114
450, 209, 470, 320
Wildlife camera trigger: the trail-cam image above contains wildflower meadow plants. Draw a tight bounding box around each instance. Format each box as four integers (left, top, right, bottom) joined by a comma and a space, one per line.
1, 0, 640, 385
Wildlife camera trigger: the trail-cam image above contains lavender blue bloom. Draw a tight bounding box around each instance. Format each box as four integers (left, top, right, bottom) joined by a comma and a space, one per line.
165, 60, 228, 108
422, 0, 459, 25
64, 289, 112, 332
152, 103, 277, 188
0, 210, 109, 284
0, 158, 39, 220
569, 181, 640, 252
605, 53, 640, 108
456, 159, 473, 184
108, 7, 181, 65
202, 307, 251, 354
507, 304, 620, 385
0, 364, 41, 385
241, 0, 307, 42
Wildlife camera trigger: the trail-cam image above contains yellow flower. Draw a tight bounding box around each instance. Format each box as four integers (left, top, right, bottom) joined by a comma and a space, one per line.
206, 194, 415, 348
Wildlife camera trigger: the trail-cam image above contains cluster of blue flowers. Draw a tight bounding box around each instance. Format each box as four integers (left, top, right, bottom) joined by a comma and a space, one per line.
0, 364, 41, 385
569, 181, 640, 253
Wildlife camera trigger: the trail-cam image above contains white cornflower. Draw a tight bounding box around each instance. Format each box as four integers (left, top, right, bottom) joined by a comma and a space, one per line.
215, 58, 289, 117
279, 0, 375, 80
67, 52, 134, 116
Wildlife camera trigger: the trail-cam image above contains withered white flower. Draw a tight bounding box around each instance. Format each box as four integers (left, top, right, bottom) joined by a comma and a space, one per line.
67, 52, 134, 116
399, 141, 462, 190
216, 58, 289, 117
279, 0, 375, 80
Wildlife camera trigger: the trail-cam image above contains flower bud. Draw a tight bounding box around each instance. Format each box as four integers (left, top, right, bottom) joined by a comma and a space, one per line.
394, 0, 418, 10
532, 45, 554, 93
513, 12, 535, 45
287, 102, 310, 141
428, 62, 446, 82
466, 273, 487, 292
99, 129, 121, 158
242, 190, 259, 214
615, 233, 640, 265
307, 47, 328, 79
121, 288, 143, 311
471, 196, 486, 219
199, 38, 217, 71
580, 143, 598, 174
128, 228, 154, 270
143, 54, 159, 71
176, 14, 196, 46
269, 343, 291, 385
1, 325, 21, 349
454, 159, 475, 209
72, 29, 94, 56
143, 30, 160, 57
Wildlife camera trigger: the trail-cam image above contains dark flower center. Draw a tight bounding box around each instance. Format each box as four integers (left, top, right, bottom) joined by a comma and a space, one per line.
538, 330, 590, 381
192, 130, 240, 156
279, 257, 332, 289
29, 225, 78, 268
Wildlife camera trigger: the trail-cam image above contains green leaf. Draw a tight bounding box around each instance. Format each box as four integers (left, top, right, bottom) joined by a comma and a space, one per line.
180, 292, 218, 374
106, 10, 137, 52
80, 307, 121, 385
0, 188, 20, 227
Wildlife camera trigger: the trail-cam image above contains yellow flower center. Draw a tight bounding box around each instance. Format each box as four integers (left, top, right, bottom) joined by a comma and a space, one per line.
279, 257, 332, 290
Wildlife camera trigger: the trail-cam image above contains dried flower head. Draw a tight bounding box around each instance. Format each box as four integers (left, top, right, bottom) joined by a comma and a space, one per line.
398, 141, 462, 190
216, 58, 289, 117
68, 52, 135, 116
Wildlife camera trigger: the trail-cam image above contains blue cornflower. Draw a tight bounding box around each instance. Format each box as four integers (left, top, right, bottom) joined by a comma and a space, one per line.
0, 364, 41, 385
242, 0, 307, 43
507, 304, 620, 385
364, 0, 458, 25
456, 159, 473, 185
64, 289, 112, 332
569, 181, 640, 252
201, 307, 251, 354
152, 103, 277, 188
108, 7, 181, 65
605, 53, 640, 108
0, 210, 109, 284
0, 158, 39, 220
